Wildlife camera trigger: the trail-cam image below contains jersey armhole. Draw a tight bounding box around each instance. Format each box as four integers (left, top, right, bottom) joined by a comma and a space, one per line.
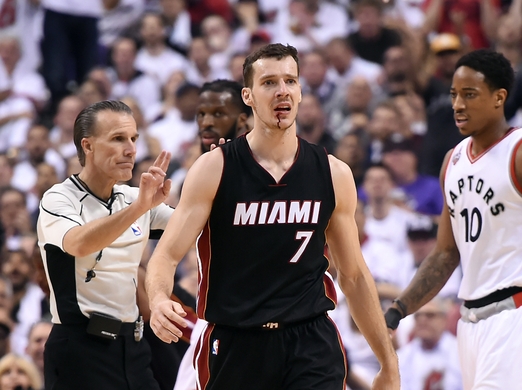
509, 138, 522, 196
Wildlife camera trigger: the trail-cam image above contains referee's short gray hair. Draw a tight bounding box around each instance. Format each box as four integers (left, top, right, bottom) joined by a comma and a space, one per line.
73, 100, 133, 166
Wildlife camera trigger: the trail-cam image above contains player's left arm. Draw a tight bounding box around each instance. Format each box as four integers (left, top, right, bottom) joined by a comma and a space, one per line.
325, 155, 399, 388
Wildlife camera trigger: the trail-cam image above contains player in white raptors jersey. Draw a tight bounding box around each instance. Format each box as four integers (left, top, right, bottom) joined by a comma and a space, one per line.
384, 49, 522, 389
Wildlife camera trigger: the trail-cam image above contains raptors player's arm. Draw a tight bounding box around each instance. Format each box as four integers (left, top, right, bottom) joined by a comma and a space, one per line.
387, 149, 461, 322
145, 149, 224, 344
325, 155, 400, 390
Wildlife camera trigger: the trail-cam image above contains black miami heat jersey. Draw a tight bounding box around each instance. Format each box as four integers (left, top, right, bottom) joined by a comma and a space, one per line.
196, 135, 337, 327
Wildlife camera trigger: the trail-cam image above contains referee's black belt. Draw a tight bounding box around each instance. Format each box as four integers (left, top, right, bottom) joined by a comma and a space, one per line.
55, 320, 140, 337
464, 286, 522, 309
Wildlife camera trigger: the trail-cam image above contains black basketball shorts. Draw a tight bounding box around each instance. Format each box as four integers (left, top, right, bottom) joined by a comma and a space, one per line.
194, 314, 347, 390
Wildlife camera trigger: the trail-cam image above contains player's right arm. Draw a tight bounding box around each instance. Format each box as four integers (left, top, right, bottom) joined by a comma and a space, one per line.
385, 149, 461, 328
60, 151, 172, 257
145, 148, 224, 343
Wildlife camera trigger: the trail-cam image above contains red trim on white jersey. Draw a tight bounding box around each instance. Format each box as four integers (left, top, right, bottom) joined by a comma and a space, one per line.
510, 137, 522, 196
467, 127, 517, 163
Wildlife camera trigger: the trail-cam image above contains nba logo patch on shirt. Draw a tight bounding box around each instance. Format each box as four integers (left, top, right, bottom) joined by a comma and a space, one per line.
212, 339, 219, 355
452, 147, 461, 165
130, 222, 142, 236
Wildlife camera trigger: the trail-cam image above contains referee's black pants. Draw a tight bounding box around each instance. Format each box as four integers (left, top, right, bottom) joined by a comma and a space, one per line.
44, 322, 160, 390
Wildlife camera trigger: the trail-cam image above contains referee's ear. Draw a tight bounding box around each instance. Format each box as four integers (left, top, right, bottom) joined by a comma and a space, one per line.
81, 138, 93, 157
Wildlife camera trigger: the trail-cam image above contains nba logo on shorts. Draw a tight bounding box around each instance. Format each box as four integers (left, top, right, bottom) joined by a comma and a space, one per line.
131, 222, 142, 236
212, 339, 219, 355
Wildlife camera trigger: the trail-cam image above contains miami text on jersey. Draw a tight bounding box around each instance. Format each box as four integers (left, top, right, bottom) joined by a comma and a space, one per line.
233, 201, 322, 225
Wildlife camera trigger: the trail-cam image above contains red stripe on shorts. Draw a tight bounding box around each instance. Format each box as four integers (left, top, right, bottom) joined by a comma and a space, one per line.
195, 323, 214, 390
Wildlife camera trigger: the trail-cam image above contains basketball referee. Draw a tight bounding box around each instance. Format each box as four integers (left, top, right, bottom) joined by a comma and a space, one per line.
37, 100, 175, 390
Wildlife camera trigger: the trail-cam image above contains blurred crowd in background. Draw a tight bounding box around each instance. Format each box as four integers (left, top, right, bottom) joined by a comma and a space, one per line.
0, 0, 522, 388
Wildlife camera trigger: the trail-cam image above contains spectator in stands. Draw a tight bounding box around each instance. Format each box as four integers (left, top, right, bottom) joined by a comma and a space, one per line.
27, 163, 60, 230
40, 0, 102, 115
24, 320, 52, 387
422, 0, 500, 50
334, 133, 368, 188
227, 52, 248, 84
423, 33, 462, 107
1, 248, 48, 356
98, 0, 145, 62
362, 164, 416, 257
0, 276, 14, 358
366, 100, 404, 164
76, 79, 107, 107
160, 0, 192, 53
329, 76, 375, 141
136, 12, 188, 86
0, 353, 42, 390
0, 62, 34, 154
325, 37, 382, 87
106, 37, 162, 122
296, 93, 336, 153
300, 49, 337, 115
382, 135, 443, 216
148, 83, 199, 163
271, 0, 350, 52
11, 125, 66, 195
49, 95, 86, 161
187, 0, 233, 34
419, 35, 466, 177
185, 37, 229, 86
0, 35, 49, 112
0, 188, 33, 253
397, 298, 462, 390
200, 15, 244, 74
348, 0, 402, 65
0, 154, 14, 190
380, 45, 419, 98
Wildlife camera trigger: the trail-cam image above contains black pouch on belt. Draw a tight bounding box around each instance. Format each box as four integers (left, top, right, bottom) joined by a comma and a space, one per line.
86, 312, 122, 340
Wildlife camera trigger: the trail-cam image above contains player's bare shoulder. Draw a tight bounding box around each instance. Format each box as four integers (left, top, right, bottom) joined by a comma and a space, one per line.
327, 154, 356, 186
181, 146, 224, 202
327, 154, 357, 206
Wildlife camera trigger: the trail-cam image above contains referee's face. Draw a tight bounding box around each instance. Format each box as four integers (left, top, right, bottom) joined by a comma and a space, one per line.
87, 111, 138, 183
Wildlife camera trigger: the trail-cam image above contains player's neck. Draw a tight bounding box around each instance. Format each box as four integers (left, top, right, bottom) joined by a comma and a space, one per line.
246, 128, 298, 183
471, 119, 511, 156
246, 126, 298, 163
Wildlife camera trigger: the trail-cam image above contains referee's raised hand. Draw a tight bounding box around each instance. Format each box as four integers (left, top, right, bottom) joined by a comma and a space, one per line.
137, 150, 172, 211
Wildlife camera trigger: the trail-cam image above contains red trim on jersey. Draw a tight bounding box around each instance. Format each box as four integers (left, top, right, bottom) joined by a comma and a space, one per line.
195, 323, 214, 390
510, 137, 522, 195
323, 272, 338, 306
513, 291, 522, 308
327, 315, 348, 388
467, 127, 517, 163
197, 223, 212, 319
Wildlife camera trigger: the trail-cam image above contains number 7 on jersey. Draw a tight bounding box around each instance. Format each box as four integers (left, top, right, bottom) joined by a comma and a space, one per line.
289, 231, 314, 263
